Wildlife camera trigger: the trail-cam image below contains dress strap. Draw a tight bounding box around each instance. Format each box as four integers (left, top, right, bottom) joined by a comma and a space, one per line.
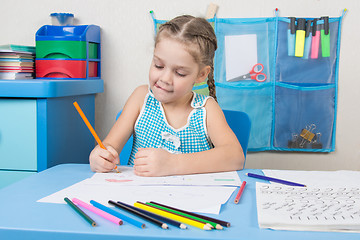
190, 92, 212, 109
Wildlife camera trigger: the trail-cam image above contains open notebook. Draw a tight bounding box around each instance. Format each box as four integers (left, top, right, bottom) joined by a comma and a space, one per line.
256, 182, 360, 232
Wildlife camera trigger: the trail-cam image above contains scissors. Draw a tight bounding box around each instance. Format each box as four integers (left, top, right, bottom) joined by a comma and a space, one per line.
229, 63, 267, 82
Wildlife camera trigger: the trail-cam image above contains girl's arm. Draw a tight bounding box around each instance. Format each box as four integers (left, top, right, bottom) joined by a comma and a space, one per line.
89, 85, 147, 172
134, 98, 245, 176
103, 85, 148, 152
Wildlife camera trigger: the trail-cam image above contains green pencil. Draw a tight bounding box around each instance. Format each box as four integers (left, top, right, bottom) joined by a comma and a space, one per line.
146, 202, 222, 230
64, 197, 97, 227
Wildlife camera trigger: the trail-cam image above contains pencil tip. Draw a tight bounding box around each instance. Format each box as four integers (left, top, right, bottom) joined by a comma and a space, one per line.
206, 223, 213, 228
180, 224, 187, 229
216, 224, 223, 230
204, 225, 212, 230
162, 224, 168, 229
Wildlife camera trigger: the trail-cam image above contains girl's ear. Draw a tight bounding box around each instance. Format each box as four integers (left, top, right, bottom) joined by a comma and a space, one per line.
196, 66, 211, 83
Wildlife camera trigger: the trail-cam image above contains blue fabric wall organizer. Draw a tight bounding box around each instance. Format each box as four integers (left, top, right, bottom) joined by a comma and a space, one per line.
151, 9, 346, 153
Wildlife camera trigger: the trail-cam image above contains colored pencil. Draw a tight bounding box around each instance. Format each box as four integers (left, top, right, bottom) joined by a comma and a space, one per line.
90, 200, 145, 228
246, 173, 306, 187
64, 197, 97, 227
234, 181, 247, 204
72, 198, 123, 225
149, 201, 231, 227
122, 202, 187, 229
73, 101, 119, 173
145, 202, 220, 229
108, 200, 168, 229
134, 201, 212, 230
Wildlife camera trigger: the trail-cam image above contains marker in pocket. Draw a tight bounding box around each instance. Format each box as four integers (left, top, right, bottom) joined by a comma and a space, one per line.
321, 16, 330, 57
287, 17, 296, 56
302, 20, 312, 59
311, 19, 320, 59
295, 18, 306, 57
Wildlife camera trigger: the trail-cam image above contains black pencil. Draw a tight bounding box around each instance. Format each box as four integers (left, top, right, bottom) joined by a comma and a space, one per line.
108, 200, 168, 229
150, 201, 231, 227
128, 203, 187, 229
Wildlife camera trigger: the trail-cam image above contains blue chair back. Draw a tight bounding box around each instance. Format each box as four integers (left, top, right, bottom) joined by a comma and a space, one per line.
223, 110, 251, 162
116, 110, 251, 166
116, 111, 133, 165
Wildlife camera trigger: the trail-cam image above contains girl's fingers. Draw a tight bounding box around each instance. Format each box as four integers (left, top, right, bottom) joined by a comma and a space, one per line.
106, 146, 120, 165
98, 147, 117, 162
94, 158, 115, 172
134, 148, 146, 158
94, 149, 118, 172
134, 165, 150, 176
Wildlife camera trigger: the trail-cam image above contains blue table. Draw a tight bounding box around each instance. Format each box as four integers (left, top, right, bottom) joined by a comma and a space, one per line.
0, 164, 358, 240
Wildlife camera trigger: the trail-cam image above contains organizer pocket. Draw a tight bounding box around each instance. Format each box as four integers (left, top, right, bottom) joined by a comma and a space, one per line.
274, 83, 335, 151
216, 83, 273, 150
215, 18, 276, 84
276, 18, 339, 84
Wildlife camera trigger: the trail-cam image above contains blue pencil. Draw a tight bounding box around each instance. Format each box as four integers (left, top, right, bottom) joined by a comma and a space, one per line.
90, 200, 145, 228
246, 173, 306, 187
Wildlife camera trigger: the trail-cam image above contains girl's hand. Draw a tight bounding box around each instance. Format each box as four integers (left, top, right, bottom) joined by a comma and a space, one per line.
133, 148, 175, 177
89, 145, 120, 172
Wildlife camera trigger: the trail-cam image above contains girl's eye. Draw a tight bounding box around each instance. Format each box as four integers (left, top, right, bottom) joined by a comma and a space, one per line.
176, 72, 186, 77
155, 64, 163, 69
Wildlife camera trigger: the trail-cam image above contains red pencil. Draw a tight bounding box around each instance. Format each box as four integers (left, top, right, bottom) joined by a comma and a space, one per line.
234, 181, 246, 204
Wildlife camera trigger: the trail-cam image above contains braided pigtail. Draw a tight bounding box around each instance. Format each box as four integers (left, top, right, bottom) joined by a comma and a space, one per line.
207, 66, 217, 102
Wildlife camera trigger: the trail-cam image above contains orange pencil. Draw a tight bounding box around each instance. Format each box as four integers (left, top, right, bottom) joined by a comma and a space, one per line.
73, 101, 119, 173
234, 181, 246, 204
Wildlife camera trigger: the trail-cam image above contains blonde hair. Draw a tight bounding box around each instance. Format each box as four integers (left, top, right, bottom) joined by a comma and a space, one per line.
155, 15, 218, 101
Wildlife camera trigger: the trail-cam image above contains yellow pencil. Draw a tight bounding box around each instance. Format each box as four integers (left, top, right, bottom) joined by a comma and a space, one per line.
134, 202, 212, 230
73, 101, 119, 173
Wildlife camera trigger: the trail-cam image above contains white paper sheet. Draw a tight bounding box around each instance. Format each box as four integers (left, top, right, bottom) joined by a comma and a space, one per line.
225, 34, 258, 81
256, 182, 360, 232
37, 168, 241, 214
90, 166, 242, 187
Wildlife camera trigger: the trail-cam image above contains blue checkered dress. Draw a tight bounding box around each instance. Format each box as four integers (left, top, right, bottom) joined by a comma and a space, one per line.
128, 91, 213, 165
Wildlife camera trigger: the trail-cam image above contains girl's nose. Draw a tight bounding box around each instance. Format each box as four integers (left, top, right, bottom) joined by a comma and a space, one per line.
160, 69, 172, 85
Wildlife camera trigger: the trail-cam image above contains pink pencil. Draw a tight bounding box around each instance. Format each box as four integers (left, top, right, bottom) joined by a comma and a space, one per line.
72, 198, 123, 225
234, 181, 246, 204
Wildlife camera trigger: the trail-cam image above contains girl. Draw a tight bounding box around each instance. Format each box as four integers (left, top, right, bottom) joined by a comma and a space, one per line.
89, 15, 244, 176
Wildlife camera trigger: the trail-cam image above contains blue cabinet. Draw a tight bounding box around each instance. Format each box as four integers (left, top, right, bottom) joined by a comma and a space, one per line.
0, 79, 103, 188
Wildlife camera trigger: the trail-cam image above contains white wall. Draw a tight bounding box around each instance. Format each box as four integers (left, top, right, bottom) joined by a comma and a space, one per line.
1, 0, 359, 171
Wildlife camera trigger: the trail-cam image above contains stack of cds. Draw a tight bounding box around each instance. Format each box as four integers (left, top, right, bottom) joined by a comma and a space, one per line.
0, 44, 35, 80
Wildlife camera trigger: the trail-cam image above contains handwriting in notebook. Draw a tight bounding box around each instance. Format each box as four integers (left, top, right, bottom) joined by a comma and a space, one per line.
256, 182, 360, 232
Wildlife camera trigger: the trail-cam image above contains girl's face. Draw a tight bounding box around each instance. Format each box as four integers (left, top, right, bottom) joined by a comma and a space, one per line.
149, 37, 209, 104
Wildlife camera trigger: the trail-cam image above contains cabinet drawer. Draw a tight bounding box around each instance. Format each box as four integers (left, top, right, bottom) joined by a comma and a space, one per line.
0, 170, 36, 189
0, 99, 37, 170
36, 40, 88, 59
